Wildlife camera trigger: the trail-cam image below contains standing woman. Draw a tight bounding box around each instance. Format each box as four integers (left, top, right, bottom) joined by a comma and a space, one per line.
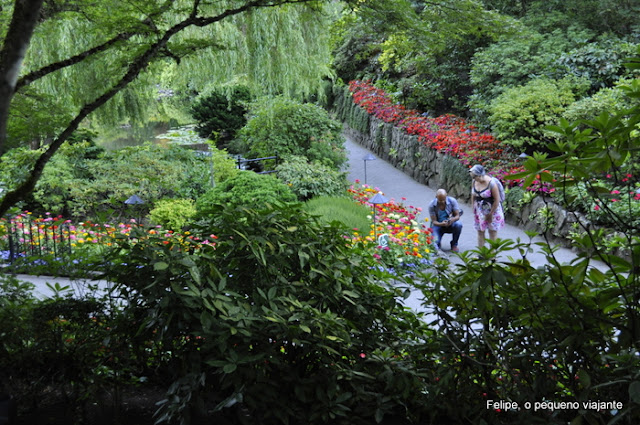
469, 164, 505, 247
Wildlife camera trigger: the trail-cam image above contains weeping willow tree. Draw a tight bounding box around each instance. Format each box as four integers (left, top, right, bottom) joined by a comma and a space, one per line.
166, 4, 337, 98
0, 0, 356, 217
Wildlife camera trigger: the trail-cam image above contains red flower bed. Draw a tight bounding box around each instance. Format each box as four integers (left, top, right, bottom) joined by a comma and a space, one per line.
348, 80, 521, 184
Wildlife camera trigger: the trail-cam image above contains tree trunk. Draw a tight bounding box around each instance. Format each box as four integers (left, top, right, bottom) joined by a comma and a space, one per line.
0, 0, 45, 155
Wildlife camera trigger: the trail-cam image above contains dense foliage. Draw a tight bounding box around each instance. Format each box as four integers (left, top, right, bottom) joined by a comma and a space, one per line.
0, 142, 210, 220
148, 199, 197, 231
275, 155, 348, 201
237, 97, 347, 169
0, 0, 352, 217
190, 86, 252, 150
332, 0, 640, 144
104, 202, 431, 424
487, 76, 590, 151
330, 0, 513, 115
412, 65, 640, 424
195, 171, 296, 214
3, 1, 640, 424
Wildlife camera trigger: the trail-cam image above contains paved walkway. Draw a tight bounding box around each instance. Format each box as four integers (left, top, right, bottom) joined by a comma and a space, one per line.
344, 136, 610, 312
5, 273, 113, 299
345, 136, 594, 266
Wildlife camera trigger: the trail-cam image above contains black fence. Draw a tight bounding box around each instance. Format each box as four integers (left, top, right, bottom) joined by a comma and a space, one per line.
236, 153, 279, 174
1, 214, 74, 264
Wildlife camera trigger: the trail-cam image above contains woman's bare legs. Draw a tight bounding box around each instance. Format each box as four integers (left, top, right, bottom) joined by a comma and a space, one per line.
488, 229, 498, 241
477, 230, 485, 247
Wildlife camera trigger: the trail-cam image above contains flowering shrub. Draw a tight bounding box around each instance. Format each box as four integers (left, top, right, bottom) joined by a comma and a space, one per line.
561, 176, 640, 231
348, 181, 433, 270
349, 80, 522, 182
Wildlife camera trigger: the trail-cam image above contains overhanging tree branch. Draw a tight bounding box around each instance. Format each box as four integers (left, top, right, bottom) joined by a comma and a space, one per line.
14, 32, 136, 92
0, 0, 328, 217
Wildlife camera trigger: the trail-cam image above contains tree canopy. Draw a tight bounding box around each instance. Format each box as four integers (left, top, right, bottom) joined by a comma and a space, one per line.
0, 0, 353, 217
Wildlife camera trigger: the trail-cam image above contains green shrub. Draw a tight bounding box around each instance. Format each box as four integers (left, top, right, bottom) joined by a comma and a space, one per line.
470, 28, 585, 103
304, 195, 372, 232
562, 79, 636, 123
33, 143, 209, 219
238, 97, 347, 170
207, 144, 240, 184
190, 85, 252, 149
0, 294, 112, 410
276, 156, 348, 201
556, 38, 638, 91
149, 199, 197, 231
487, 76, 590, 151
106, 202, 430, 425
195, 171, 296, 215
0, 143, 90, 212
0, 281, 159, 420
468, 26, 594, 124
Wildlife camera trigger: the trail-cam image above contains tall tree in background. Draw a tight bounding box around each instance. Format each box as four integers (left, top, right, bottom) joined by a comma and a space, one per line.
331, 0, 517, 113
0, 0, 353, 217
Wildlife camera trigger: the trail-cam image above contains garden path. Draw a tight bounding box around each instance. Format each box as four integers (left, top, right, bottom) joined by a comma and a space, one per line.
12, 137, 609, 308
343, 135, 609, 312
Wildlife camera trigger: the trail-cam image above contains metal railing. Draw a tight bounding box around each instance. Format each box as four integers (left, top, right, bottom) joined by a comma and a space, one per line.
236, 153, 279, 174
1, 214, 73, 264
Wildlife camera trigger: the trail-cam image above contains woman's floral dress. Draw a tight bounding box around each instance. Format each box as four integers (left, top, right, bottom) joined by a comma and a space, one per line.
472, 180, 505, 232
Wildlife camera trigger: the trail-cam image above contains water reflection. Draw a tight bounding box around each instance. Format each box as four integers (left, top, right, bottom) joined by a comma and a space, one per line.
97, 121, 172, 150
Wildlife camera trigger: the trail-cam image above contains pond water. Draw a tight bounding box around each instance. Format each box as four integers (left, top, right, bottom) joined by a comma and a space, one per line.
96, 121, 173, 150
96, 122, 209, 151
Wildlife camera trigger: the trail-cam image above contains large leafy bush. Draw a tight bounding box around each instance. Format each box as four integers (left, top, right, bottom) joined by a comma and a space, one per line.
148, 199, 197, 231
195, 171, 296, 214
237, 97, 347, 170
276, 156, 348, 201
0, 283, 115, 415
468, 27, 591, 114
107, 203, 431, 424
562, 79, 636, 123
556, 38, 638, 91
487, 76, 590, 151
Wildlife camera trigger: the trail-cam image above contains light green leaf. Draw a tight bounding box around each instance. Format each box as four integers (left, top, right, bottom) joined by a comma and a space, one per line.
154, 261, 169, 271
300, 325, 311, 334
